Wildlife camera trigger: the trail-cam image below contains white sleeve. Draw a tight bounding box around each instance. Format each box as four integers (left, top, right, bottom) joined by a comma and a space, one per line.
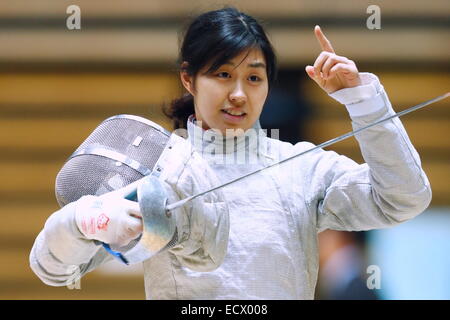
303, 73, 432, 232
329, 72, 385, 117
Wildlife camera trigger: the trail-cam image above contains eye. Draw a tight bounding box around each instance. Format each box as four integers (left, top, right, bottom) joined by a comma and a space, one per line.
216, 72, 230, 78
249, 75, 261, 82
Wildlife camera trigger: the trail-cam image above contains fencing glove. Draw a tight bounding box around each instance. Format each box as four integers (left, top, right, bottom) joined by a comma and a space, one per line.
74, 180, 143, 248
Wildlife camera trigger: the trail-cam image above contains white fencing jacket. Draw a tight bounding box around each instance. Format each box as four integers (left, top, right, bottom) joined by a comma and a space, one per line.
30, 73, 431, 299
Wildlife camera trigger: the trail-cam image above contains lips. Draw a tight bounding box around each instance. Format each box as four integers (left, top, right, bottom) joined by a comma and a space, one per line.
220, 108, 247, 124
221, 108, 246, 116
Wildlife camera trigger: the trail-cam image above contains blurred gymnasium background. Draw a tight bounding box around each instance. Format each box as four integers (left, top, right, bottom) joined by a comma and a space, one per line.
0, 0, 449, 299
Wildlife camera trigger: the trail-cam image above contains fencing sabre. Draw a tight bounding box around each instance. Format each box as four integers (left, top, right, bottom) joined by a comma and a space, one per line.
116, 92, 449, 264
164, 92, 449, 212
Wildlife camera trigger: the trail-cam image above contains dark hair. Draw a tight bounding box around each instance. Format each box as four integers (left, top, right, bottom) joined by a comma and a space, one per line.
163, 6, 278, 129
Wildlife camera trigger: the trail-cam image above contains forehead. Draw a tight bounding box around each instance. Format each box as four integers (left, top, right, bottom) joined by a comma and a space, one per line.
225, 48, 266, 69
201, 47, 266, 74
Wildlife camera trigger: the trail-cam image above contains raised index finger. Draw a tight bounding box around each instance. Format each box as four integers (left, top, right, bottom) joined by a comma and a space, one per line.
314, 25, 335, 53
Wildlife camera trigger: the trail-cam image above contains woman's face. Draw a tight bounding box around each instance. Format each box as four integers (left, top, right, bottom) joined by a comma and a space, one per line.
181, 48, 269, 134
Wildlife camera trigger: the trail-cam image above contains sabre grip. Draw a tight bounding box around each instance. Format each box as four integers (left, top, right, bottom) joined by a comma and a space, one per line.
102, 243, 129, 265
124, 189, 138, 202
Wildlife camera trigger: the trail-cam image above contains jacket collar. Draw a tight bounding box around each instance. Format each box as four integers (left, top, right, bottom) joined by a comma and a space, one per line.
186, 115, 268, 157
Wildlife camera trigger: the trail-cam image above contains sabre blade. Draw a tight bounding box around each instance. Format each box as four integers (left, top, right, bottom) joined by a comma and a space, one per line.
165, 195, 194, 211
166, 92, 450, 211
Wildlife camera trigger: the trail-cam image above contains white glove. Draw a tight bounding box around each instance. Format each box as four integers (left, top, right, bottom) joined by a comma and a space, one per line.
74, 179, 143, 248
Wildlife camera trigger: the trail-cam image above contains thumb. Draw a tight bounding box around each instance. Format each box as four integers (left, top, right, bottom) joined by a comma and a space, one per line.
305, 65, 325, 88
123, 198, 142, 219
305, 65, 316, 80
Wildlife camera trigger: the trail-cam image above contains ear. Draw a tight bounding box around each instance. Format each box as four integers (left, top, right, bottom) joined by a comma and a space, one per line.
179, 61, 195, 96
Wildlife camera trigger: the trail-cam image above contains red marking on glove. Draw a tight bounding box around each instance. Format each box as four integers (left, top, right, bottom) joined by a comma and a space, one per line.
81, 220, 88, 234
81, 217, 97, 234
97, 213, 110, 231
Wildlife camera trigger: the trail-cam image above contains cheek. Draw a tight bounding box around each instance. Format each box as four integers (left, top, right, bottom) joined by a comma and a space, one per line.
252, 87, 269, 112
196, 81, 226, 109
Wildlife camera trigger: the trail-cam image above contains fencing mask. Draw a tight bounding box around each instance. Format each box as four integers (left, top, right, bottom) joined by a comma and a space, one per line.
55, 114, 230, 270
55, 114, 170, 207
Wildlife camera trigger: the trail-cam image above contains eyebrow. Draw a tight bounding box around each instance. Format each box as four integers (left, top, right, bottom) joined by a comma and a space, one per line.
225, 61, 266, 69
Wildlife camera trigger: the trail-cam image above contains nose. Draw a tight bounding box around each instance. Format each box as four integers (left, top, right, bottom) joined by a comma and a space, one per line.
229, 82, 247, 105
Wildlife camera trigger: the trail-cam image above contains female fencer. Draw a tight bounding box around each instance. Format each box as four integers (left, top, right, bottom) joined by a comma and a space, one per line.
30, 7, 431, 299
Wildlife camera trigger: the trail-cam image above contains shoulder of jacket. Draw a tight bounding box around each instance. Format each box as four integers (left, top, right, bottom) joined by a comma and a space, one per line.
265, 137, 319, 156
153, 133, 193, 181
